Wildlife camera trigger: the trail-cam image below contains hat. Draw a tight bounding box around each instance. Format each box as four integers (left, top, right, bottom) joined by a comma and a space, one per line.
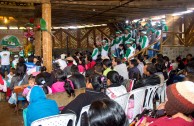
66, 57, 74, 61
165, 81, 194, 116
102, 40, 108, 43
101, 56, 110, 60
141, 31, 147, 34
112, 54, 117, 58
116, 31, 121, 34
125, 41, 132, 45
14, 55, 19, 58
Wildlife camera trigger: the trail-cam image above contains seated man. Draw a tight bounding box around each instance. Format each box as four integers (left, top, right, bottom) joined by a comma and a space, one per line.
133, 63, 160, 89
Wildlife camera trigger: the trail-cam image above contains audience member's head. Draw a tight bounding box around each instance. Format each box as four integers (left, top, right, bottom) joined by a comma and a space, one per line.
157, 54, 163, 59
70, 65, 79, 75
184, 61, 194, 82
88, 99, 128, 126
107, 71, 123, 86
87, 74, 104, 92
28, 56, 34, 63
94, 64, 103, 75
69, 74, 86, 89
112, 57, 122, 67
186, 54, 192, 62
102, 59, 112, 69
129, 59, 138, 68
15, 64, 27, 78
143, 63, 157, 76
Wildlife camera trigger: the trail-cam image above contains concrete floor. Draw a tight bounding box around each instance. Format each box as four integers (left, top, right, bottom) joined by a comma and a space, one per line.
0, 101, 23, 126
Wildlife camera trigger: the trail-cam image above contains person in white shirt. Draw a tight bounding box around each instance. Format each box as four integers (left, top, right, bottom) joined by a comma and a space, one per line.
55, 54, 67, 70
112, 57, 129, 80
12, 55, 19, 69
106, 71, 127, 99
0, 47, 11, 74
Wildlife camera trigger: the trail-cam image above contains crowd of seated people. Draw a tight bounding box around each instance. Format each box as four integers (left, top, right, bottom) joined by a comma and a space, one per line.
0, 45, 194, 126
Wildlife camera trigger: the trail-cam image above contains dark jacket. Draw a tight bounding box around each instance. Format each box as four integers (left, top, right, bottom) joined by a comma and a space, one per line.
61, 89, 109, 123
133, 74, 160, 89
128, 67, 141, 80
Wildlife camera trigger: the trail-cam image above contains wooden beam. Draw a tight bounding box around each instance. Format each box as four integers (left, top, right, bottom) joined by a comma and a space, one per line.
2, 0, 50, 3
42, 3, 52, 72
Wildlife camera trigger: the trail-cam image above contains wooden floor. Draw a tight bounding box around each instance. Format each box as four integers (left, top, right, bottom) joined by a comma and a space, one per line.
0, 101, 23, 126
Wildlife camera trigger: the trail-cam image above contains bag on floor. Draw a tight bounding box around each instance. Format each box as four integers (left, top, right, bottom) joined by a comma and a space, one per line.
8, 92, 17, 104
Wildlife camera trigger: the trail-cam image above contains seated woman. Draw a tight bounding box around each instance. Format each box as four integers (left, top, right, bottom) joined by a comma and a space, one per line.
88, 99, 128, 126
51, 69, 73, 93
137, 81, 194, 126
61, 74, 109, 124
106, 71, 127, 99
25, 86, 59, 126
102, 59, 113, 76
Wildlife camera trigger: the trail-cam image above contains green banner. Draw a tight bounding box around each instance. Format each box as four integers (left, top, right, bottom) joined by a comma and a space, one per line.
0, 35, 21, 47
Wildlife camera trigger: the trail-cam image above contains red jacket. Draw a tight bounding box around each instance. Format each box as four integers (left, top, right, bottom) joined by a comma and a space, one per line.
0, 75, 4, 85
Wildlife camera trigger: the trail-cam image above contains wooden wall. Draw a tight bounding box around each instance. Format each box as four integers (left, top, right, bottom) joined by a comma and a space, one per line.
52, 26, 114, 55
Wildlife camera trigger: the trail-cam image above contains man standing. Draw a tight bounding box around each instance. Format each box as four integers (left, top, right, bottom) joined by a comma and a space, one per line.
0, 46, 11, 75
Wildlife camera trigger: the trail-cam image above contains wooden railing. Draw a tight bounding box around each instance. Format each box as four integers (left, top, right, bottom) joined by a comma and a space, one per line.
129, 31, 185, 60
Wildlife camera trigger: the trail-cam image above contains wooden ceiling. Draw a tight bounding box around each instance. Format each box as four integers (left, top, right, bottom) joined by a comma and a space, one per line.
0, 0, 194, 27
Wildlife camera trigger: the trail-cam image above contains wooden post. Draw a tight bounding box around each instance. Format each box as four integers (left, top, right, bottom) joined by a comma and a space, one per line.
42, 3, 52, 72
34, 18, 42, 56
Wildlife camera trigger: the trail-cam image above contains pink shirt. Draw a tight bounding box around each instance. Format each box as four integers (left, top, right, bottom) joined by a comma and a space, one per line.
51, 81, 65, 93
146, 116, 194, 126
51, 79, 74, 94
78, 65, 85, 73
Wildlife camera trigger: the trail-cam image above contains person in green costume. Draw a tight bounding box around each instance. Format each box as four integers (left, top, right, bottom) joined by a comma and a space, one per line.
140, 31, 149, 50
114, 31, 123, 57
101, 39, 109, 58
123, 26, 132, 44
91, 43, 99, 60
19, 46, 25, 57
125, 41, 135, 60
160, 20, 168, 41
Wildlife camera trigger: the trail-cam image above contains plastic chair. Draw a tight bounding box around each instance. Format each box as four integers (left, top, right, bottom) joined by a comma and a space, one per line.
128, 87, 146, 123
156, 80, 167, 107
31, 114, 77, 126
144, 85, 160, 109
76, 105, 90, 126
114, 93, 131, 113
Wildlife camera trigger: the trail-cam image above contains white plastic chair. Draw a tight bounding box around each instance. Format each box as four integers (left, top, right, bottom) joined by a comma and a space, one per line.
144, 85, 160, 109
31, 114, 77, 126
114, 93, 131, 113
156, 80, 167, 107
128, 87, 146, 123
76, 105, 90, 126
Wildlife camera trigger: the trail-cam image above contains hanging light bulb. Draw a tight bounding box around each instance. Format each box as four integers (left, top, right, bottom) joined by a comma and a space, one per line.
4, 17, 8, 24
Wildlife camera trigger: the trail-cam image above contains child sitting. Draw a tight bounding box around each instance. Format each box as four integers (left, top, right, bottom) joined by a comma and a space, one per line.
22, 75, 36, 101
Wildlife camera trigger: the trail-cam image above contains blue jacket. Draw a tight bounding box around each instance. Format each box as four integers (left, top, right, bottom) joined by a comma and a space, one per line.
26, 86, 59, 126
25, 62, 35, 71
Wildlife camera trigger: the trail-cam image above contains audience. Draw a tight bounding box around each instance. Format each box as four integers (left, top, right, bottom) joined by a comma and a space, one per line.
106, 71, 127, 99
128, 59, 141, 80
133, 63, 160, 89
25, 86, 59, 126
88, 99, 128, 126
112, 57, 129, 80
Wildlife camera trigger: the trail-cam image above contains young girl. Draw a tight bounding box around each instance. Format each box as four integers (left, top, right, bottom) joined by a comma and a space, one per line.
51, 69, 74, 94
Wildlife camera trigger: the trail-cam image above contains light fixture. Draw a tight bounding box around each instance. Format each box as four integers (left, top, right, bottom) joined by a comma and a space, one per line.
4, 17, 8, 24
172, 10, 193, 16
125, 20, 129, 24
